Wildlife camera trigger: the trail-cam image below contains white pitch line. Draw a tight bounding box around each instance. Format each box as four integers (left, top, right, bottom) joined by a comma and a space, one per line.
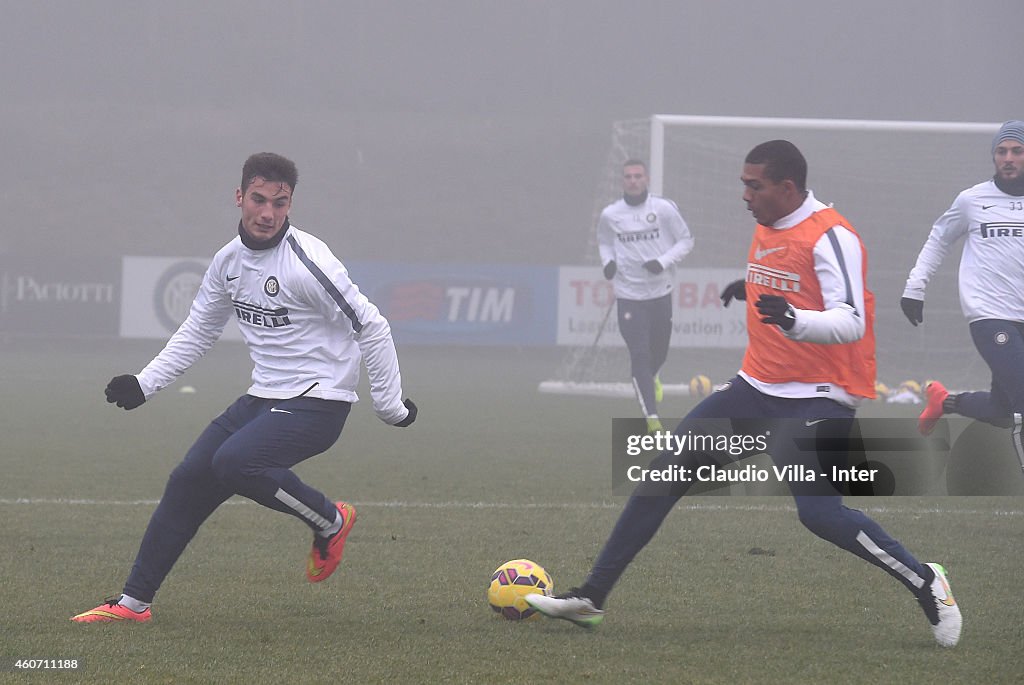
0, 497, 1021, 517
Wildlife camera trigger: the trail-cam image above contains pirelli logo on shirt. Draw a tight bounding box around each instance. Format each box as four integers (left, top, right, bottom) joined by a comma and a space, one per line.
617, 228, 661, 243
980, 222, 1024, 239
233, 300, 291, 328
747, 264, 801, 293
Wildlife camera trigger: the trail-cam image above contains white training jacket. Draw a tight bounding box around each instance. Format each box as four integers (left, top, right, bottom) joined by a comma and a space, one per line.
597, 194, 695, 301
136, 222, 410, 425
903, 179, 1024, 323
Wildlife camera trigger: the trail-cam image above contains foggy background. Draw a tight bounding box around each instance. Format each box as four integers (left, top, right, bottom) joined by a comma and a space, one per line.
3, 0, 1019, 263
2, 0, 1021, 389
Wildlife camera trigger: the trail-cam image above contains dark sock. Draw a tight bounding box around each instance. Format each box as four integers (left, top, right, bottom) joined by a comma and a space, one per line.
579, 583, 607, 609
915, 564, 936, 598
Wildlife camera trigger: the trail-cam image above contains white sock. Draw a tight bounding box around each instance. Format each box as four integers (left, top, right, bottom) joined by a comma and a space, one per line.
118, 594, 151, 613
317, 509, 343, 538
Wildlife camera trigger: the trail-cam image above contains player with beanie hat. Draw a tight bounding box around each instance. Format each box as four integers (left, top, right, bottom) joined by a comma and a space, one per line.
992, 120, 1024, 153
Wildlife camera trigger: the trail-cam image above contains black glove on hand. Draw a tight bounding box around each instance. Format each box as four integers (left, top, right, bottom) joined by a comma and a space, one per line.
643, 259, 664, 275
755, 294, 796, 331
900, 297, 924, 326
603, 261, 617, 280
105, 374, 146, 410
394, 398, 418, 427
720, 279, 747, 307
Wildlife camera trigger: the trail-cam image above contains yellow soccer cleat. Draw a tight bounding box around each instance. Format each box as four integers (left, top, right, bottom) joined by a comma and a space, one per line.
646, 417, 664, 434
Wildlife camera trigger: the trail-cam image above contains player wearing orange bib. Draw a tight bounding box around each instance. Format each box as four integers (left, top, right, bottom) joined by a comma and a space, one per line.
527, 141, 961, 648
742, 206, 875, 398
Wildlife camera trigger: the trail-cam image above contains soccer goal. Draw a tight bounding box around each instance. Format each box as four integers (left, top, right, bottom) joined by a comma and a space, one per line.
540, 114, 1001, 397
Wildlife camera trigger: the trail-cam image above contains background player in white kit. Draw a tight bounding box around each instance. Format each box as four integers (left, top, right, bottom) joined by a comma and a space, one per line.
72, 153, 416, 623
598, 159, 694, 432
901, 120, 1024, 473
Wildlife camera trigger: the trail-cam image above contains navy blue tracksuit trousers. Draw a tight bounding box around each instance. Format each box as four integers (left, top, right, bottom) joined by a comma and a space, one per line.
956, 319, 1024, 469
618, 294, 673, 417
124, 395, 350, 602
586, 376, 931, 601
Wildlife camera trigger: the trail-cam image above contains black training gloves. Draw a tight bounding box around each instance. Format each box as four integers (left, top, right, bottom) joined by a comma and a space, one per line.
105, 374, 146, 410
603, 261, 617, 280
720, 279, 747, 307
900, 297, 924, 326
643, 259, 664, 275
755, 294, 796, 331
394, 398, 418, 427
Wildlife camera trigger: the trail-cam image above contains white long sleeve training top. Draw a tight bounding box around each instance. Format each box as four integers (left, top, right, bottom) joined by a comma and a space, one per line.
904, 179, 1024, 323
136, 222, 409, 425
597, 193, 695, 301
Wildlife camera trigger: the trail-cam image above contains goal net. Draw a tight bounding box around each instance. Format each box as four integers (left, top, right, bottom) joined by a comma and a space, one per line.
541, 115, 1000, 397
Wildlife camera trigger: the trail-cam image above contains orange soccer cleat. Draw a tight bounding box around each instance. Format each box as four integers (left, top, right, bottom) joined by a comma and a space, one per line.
918, 381, 949, 436
306, 501, 357, 583
71, 597, 151, 623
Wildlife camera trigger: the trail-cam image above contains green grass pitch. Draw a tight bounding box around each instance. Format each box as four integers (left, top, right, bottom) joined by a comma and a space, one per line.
1, 338, 1022, 684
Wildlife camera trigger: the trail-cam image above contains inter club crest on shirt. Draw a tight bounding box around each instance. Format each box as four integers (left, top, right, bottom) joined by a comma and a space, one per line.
264, 276, 280, 297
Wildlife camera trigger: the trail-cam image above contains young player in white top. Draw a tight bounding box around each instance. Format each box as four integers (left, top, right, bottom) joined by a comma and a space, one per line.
597, 159, 694, 431
903, 120, 1024, 474
72, 153, 416, 623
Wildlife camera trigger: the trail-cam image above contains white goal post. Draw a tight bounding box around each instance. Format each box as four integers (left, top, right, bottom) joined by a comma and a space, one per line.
541, 114, 1001, 398
648, 115, 999, 196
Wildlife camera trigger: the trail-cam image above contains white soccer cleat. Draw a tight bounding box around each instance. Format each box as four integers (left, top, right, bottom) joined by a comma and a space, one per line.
525, 588, 605, 628
917, 562, 962, 647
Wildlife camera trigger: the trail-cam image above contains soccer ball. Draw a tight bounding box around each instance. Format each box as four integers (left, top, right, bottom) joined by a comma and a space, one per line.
487, 559, 553, 621
689, 374, 713, 398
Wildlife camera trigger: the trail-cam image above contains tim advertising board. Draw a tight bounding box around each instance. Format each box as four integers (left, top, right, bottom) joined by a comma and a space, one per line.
352, 262, 556, 346
556, 266, 747, 348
